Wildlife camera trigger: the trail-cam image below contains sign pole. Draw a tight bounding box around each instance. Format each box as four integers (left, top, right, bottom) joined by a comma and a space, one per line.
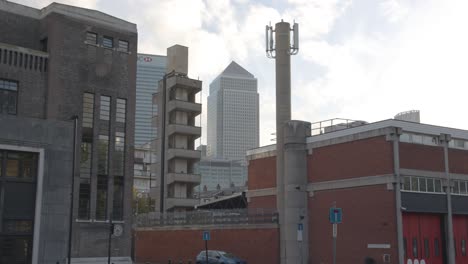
203, 230, 210, 264
205, 240, 208, 264
333, 223, 337, 264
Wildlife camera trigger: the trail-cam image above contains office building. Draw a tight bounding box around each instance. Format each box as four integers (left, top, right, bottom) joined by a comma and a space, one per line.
194, 145, 247, 191
135, 54, 166, 146
207, 61, 259, 160
134, 54, 166, 195
0, 1, 136, 263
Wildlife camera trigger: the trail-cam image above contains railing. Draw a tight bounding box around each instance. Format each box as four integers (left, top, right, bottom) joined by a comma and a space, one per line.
310, 118, 367, 136
0, 42, 48, 72
134, 208, 278, 227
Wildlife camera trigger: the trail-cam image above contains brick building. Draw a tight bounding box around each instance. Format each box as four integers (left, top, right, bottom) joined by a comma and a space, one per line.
247, 118, 468, 264
0, 1, 136, 263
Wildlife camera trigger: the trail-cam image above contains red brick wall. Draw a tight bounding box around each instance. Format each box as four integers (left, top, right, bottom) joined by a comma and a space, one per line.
309, 185, 397, 264
308, 136, 394, 182
135, 226, 279, 264
248, 195, 276, 209
449, 148, 468, 174
399, 142, 444, 172
248, 156, 276, 189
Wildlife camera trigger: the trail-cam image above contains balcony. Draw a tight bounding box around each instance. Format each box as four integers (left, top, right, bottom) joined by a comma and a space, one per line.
167, 100, 201, 115
0, 42, 48, 73
167, 124, 201, 138
166, 172, 201, 185
166, 75, 202, 94
166, 197, 199, 210
166, 148, 201, 161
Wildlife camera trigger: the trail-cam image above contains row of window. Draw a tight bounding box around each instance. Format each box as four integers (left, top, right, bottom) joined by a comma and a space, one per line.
85, 32, 129, 52
79, 93, 126, 221
402, 176, 443, 193
400, 132, 468, 150
401, 176, 468, 196
82, 93, 127, 128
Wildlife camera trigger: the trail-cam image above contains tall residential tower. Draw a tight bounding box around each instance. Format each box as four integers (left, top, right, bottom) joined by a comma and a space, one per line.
207, 61, 259, 160
152, 45, 202, 212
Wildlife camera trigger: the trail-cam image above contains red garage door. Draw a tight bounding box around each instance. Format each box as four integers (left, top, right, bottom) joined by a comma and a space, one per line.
403, 213, 443, 264
453, 215, 468, 264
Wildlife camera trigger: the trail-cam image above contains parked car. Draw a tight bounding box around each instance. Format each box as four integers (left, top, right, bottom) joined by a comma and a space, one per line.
196, 250, 247, 264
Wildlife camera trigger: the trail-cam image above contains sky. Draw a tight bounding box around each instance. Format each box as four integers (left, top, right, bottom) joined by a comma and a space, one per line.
13, 0, 468, 146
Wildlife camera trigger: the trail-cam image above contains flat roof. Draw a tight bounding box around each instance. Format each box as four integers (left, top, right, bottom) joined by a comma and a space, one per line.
247, 119, 468, 157
1, 1, 137, 33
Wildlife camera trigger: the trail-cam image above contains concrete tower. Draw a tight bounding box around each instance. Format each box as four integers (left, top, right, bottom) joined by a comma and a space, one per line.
207, 61, 259, 160
266, 21, 303, 264
152, 45, 202, 212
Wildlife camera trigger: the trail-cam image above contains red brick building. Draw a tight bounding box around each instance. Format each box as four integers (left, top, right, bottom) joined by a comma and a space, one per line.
247, 119, 468, 264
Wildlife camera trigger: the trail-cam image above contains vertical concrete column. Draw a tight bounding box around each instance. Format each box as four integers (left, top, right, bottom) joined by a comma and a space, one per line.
283, 120, 310, 264
275, 21, 291, 264
390, 127, 404, 264
440, 133, 455, 264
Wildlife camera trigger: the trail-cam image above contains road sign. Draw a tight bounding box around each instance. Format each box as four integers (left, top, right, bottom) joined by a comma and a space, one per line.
329, 208, 342, 224
203, 231, 210, 241
297, 223, 303, 241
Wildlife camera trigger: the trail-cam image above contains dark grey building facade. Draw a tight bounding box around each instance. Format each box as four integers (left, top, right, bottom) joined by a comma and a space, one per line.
0, 1, 137, 263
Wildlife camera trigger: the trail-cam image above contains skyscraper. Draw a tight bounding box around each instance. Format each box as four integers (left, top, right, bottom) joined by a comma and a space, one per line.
135, 54, 166, 146
134, 54, 166, 195
207, 61, 259, 160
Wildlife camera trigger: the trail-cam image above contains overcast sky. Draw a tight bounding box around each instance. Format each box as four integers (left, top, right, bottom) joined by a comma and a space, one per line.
15, 0, 468, 146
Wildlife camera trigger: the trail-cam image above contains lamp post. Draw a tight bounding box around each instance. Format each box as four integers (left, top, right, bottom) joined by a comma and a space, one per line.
67, 115, 79, 264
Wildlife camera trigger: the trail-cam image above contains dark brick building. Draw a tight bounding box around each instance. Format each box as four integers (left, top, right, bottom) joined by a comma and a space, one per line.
0, 1, 136, 263
247, 119, 468, 264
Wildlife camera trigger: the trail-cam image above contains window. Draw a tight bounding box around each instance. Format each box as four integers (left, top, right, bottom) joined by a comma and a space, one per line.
424, 238, 429, 258
0, 150, 37, 263
82, 93, 94, 128
78, 138, 92, 220
78, 178, 91, 219
98, 135, 109, 175
80, 140, 92, 178
102, 36, 113, 48
100, 95, 110, 121
96, 175, 108, 220
118, 40, 129, 52
463, 239, 467, 256
412, 238, 418, 257
114, 132, 125, 176
5, 152, 37, 178
0, 79, 18, 115
116, 98, 126, 123
86, 32, 97, 44
113, 176, 124, 220
434, 238, 440, 257
403, 238, 407, 259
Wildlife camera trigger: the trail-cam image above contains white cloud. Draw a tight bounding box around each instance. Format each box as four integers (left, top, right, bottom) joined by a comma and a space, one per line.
380, 0, 410, 23
12, 0, 468, 147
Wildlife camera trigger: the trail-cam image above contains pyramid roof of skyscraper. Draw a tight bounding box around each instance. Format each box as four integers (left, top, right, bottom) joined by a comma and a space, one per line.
221, 61, 254, 78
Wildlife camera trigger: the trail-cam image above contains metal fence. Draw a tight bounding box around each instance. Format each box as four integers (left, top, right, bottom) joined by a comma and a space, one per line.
134, 208, 278, 227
